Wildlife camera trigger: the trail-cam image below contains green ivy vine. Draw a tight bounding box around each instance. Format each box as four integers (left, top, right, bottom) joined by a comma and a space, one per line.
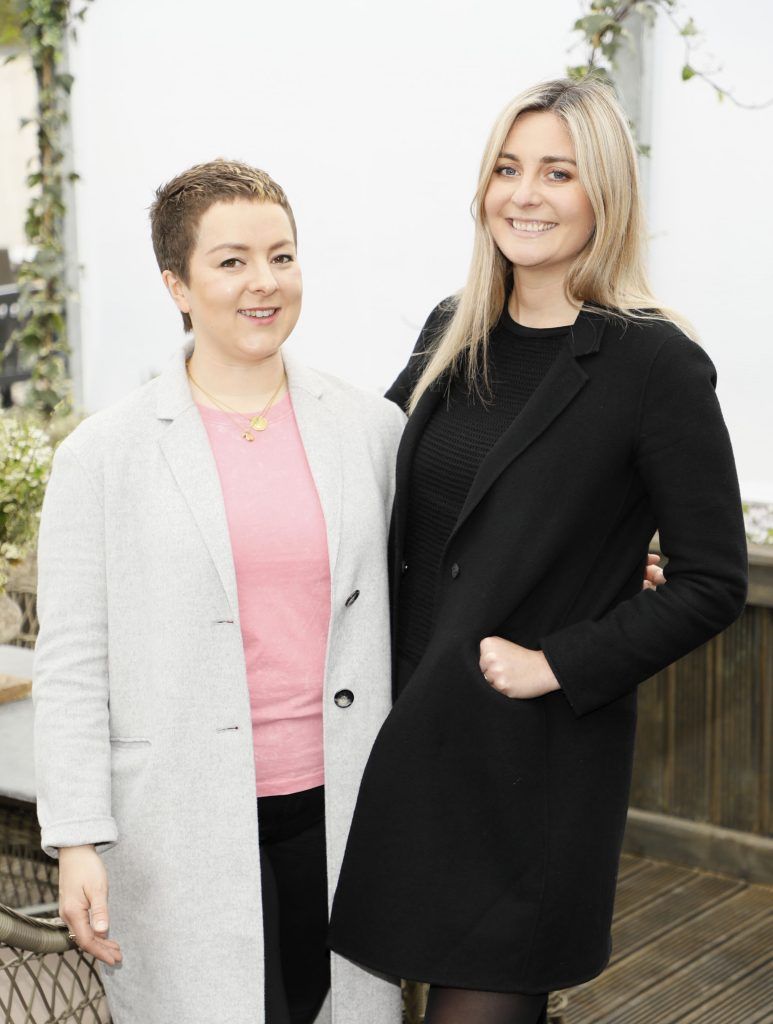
569, 1, 772, 112
4, 0, 94, 417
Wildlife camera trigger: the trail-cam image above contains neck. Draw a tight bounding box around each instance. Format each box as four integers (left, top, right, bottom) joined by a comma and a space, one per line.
508, 266, 582, 328
187, 348, 286, 412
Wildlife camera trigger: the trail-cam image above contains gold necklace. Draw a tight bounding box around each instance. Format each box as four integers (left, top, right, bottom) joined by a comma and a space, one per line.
187, 363, 286, 442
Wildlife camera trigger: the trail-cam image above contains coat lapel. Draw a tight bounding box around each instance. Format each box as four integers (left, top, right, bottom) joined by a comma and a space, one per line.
156, 343, 240, 618
282, 352, 343, 578
392, 310, 607, 555
446, 309, 606, 547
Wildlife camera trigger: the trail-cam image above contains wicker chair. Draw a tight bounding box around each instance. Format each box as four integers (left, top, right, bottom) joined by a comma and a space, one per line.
0, 904, 109, 1023
0, 798, 110, 1023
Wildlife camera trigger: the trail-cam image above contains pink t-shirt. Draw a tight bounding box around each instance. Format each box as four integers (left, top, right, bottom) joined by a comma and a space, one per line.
198, 395, 331, 797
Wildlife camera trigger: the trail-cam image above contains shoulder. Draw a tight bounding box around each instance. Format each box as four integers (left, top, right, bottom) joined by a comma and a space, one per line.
598, 312, 715, 377
417, 295, 458, 349
56, 378, 161, 467
291, 360, 406, 435
384, 295, 458, 410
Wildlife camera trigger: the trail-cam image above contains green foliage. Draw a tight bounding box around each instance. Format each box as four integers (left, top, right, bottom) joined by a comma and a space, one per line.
0, 0, 23, 48
6, 0, 94, 418
0, 410, 54, 589
569, 0, 771, 113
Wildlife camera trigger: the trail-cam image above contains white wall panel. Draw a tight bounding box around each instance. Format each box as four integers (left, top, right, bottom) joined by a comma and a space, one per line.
67, 0, 772, 491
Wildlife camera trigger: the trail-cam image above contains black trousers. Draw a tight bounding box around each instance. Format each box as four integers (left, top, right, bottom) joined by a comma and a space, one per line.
258, 785, 330, 1024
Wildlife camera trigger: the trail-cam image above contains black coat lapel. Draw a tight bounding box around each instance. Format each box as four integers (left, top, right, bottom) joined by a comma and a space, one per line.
445, 310, 606, 549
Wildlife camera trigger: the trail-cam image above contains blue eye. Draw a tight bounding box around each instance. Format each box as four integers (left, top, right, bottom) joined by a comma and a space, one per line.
496, 166, 518, 177
548, 170, 571, 182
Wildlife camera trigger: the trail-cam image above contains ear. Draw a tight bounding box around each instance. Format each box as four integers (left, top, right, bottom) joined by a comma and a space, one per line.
161, 269, 190, 314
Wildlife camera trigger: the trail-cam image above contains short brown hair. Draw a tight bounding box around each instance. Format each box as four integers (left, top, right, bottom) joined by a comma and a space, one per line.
150, 159, 298, 332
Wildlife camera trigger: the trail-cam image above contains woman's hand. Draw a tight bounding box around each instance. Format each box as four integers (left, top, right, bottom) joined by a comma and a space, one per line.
643, 553, 666, 590
58, 845, 122, 965
479, 637, 561, 699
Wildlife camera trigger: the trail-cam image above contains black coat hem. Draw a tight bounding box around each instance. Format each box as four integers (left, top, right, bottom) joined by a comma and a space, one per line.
330, 940, 612, 995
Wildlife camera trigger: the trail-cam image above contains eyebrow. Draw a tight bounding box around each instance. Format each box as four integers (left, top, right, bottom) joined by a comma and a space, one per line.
498, 151, 577, 165
205, 239, 295, 255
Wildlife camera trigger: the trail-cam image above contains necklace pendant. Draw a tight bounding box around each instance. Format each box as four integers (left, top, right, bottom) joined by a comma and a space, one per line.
242, 430, 255, 442
251, 415, 268, 431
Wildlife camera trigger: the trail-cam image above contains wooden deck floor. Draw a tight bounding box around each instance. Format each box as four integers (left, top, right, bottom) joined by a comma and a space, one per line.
560, 854, 773, 1024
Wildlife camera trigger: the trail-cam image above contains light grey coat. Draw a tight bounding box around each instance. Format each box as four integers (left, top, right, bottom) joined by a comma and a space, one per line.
33, 344, 406, 1024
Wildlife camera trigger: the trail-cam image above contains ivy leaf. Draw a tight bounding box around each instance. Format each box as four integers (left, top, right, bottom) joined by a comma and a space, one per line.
680, 18, 698, 37
574, 13, 619, 38
681, 64, 696, 81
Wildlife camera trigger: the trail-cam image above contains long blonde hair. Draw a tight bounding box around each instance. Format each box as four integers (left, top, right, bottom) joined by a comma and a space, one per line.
409, 76, 690, 413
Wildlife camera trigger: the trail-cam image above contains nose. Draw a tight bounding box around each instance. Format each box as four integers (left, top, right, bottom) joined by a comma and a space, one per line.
510, 171, 542, 209
247, 261, 279, 295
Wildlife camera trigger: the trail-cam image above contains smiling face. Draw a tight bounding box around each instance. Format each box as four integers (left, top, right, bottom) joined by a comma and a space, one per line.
483, 110, 595, 280
163, 199, 302, 365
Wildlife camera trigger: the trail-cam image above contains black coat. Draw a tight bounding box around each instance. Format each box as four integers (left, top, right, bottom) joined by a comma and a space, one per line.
328, 304, 748, 992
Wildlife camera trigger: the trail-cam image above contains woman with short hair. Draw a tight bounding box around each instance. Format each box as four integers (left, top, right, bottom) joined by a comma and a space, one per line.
34, 160, 405, 1024
328, 76, 748, 1024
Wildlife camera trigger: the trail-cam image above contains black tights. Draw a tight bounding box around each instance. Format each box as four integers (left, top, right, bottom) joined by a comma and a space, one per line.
424, 986, 548, 1024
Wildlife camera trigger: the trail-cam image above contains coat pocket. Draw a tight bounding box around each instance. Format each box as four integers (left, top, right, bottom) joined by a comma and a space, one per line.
109, 738, 153, 834
465, 642, 541, 712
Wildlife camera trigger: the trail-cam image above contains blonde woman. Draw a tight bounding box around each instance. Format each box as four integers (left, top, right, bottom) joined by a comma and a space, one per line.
328, 77, 748, 1024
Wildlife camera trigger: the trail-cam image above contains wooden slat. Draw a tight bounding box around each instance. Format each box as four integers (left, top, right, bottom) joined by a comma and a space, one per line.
617, 913, 773, 1024
629, 602, 773, 845
616, 854, 649, 880
714, 612, 762, 832
611, 872, 745, 962
671, 643, 712, 822
0, 676, 31, 705
677, 961, 773, 1024
612, 859, 695, 920
762, 608, 772, 838
631, 671, 669, 812
565, 860, 773, 1024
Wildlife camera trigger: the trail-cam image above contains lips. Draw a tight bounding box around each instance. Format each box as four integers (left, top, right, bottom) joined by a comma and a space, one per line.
508, 219, 557, 233
238, 307, 279, 319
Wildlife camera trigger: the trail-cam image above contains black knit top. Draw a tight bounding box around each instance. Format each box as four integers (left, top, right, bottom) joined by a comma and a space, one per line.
397, 309, 570, 668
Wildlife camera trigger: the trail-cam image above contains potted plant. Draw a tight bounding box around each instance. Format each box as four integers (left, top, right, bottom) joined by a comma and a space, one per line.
0, 411, 52, 642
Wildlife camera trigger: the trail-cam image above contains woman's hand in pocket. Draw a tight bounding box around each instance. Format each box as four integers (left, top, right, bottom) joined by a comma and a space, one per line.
479, 636, 560, 699
643, 553, 667, 590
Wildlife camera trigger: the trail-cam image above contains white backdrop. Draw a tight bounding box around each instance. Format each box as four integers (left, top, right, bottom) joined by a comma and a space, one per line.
66, 0, 773, 495
646, 5, 773, 500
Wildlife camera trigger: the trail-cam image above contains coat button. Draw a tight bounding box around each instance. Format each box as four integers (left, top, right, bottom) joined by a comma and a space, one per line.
450, 563, 460, 579
345, 590, 360, 607
401, 560, 409, 575
334, 689, 354, 708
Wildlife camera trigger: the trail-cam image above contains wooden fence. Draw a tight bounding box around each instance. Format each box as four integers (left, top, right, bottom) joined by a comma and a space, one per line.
625, 543, 773, 882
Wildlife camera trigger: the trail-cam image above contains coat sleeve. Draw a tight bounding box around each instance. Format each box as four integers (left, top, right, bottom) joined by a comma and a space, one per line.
540, 333, 748, 717
385, 298, 457, 410
33, 441, 117, 856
